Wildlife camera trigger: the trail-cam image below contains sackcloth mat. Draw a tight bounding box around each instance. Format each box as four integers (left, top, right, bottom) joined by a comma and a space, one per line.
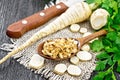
1, 0, 97, 80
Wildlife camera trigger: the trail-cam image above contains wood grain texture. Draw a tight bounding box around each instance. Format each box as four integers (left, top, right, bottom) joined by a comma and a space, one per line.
0, 0, 46, 80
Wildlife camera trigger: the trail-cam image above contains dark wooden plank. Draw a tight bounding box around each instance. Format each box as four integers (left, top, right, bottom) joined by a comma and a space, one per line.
0, 0, 46, 80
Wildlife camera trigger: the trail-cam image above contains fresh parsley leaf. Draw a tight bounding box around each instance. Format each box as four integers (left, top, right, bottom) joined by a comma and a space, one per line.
102, 38, 112, 47
104, 17, 113, 31
116, 60, 120, 73
96, 51, 110, 60
113, 52, 120, 61
85, 0, 95, 4
107, 16, 114, 27
104, 72, 112, 80
118, 0, 120, 8
114, 14, 120, 24
90, 40, 104, 52
104, 71, 116, 80
95, 60, 107, 71
92, 72, 106, 80
106, 31, 117, 41
111, 71, 116, 80
107, 57, 114, 66
105, 46, 119, 53
109, 1, 118, 19
101, 2, 109, 10
115, 36, 120, 45
111, 25, 120, 31
109, 1, 117, 12
101, 0, 118, 19
96, 52, 115, 66
92, 69, 113, 80
117, 65, 120, 73
86, 0, 102, 4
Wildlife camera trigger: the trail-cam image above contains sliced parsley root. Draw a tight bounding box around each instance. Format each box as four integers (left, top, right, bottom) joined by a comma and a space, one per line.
86, 0, 120, 80
90, 8, 109, 30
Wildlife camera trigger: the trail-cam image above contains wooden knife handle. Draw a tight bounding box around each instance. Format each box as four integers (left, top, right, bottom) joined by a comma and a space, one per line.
6, 2, 68, 38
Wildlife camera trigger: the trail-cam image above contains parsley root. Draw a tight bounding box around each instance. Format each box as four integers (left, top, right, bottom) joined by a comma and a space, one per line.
90, 8, 109, 30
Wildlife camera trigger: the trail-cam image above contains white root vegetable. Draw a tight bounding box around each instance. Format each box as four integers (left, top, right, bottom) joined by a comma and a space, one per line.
29, 54, 44, 69
79, 27, 88, 33
70, 24, 80, 32
67, 65, 81, 76
90, 8, 109, 30
70, 56, 79, 65
76, 51, 92, 61
81, 44, 90, 51
0, 2, 91, 64
54, 63, 67, 75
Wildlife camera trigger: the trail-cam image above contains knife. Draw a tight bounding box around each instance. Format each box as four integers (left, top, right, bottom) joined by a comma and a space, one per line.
6, 0, 84, 38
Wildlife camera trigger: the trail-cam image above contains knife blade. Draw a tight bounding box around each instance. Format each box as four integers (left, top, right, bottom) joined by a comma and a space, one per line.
6, 0, 84, 38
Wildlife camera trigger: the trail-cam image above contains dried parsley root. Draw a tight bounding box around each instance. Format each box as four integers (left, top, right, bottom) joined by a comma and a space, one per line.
42, 38, 78, 59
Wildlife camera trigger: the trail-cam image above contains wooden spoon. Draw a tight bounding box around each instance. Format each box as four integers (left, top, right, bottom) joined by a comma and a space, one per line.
38, 30, 107, 61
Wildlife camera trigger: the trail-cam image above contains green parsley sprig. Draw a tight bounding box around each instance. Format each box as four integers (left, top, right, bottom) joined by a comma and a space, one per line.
86, 0, 120, 80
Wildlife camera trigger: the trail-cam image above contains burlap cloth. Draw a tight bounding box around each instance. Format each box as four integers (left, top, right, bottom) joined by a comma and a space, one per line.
4, 0, 97, 80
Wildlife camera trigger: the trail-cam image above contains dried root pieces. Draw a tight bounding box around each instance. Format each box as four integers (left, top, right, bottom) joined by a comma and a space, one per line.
42, 38, 78, 59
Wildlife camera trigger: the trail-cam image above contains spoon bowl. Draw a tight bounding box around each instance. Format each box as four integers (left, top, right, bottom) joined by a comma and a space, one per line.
38, 30, 107, 61
38, 38, 79, 61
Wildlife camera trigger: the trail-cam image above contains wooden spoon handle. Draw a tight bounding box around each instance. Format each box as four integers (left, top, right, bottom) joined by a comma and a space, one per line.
6, 2, 68, 38
78, 30, 107, 46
